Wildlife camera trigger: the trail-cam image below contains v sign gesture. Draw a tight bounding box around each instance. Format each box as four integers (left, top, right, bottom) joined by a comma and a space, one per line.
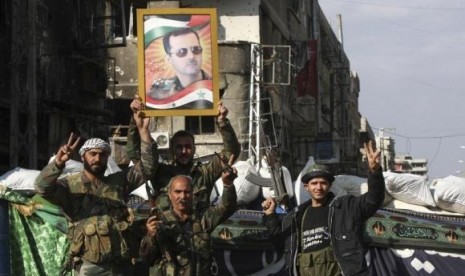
364, 140, 381, 172
55, 133, 81, 169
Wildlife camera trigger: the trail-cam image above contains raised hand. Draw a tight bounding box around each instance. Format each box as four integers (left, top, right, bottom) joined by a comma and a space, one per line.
217, 102, 228, 122
261, 198, 277, 215
146, 215, 162, 238
221, 154, 237, 187
364, 140, 381, 172
133, 110, 152, 143
130, 94, 144, 113
56, 133, 81, 169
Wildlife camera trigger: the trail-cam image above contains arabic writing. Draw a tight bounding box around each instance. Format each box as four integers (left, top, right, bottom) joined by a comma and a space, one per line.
392, 223, 438, 240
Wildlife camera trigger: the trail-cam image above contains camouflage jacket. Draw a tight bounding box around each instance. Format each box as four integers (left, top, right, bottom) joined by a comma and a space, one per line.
139, 185, 237, 276
127, 118, 240, 211
35, 140, 155, 263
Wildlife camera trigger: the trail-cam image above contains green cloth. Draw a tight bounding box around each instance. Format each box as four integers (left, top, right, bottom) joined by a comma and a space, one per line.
0, 187, 70, 276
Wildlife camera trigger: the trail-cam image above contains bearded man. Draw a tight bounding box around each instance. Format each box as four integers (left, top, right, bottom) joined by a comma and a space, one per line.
35, 110, 155, 276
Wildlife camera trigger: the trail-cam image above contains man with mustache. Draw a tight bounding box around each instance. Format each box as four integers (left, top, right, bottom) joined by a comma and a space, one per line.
127, 99, 240, 212
139, 167, 238, 275
149, 27, 212, 109
35, 110, 155, 276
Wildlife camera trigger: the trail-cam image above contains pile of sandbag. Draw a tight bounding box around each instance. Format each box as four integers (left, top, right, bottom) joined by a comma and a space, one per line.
431, 175, 465, 214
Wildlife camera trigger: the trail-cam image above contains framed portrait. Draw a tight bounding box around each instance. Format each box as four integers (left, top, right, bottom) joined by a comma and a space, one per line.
137, 8, 219, 117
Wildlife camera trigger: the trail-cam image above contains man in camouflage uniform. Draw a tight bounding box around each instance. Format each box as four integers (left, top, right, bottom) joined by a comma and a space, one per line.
35, 111, 155, 276
139, 169, 237, 276
127, 98, 240, 212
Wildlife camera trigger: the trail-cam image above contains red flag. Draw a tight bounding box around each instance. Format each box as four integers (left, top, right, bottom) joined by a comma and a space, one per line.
296, 40, 318, 98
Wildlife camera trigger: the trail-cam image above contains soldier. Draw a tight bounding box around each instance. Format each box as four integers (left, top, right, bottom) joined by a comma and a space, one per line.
139, 166, 237, 275
35, 110, 155, 276
127, 97, 240, 212
262, 141, 385, 276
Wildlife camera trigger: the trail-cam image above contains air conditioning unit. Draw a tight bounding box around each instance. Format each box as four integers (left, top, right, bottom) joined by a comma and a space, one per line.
150, 132, 170, 149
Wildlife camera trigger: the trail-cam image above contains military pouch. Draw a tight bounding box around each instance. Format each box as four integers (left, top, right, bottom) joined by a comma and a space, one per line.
194, 232, 211, 259
297, 252, 314, 267
82, 219, 112, 263
70, 229, 84, 256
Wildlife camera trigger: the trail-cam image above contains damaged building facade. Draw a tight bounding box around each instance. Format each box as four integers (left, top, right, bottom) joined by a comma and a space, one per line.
1, 0, 375, 178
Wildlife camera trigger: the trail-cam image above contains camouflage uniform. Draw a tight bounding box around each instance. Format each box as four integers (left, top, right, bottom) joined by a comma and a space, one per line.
127, 118, 240, 211
139, 185, 237, 276
149, 70, 212, 101
35, 140, 155, 275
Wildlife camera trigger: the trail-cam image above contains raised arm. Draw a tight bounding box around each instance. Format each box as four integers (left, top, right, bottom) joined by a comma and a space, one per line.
358, 140, 385, 219
125, 110, 156, 190
200, 103, 241, 191
216, 102, 241, 163
202, 165, 238, 230
35, 133, 81, 205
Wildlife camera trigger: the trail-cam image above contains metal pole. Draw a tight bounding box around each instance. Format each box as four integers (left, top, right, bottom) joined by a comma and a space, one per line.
0, 200, 9, 276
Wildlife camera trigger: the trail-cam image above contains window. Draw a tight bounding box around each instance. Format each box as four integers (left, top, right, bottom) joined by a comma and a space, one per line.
185, 116, 215, 135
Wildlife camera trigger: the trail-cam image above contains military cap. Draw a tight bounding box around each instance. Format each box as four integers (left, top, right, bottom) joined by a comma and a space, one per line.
301, 164, 335, 184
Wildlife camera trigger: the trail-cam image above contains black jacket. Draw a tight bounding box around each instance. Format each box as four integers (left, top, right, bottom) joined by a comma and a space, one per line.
263, 168, 385, 276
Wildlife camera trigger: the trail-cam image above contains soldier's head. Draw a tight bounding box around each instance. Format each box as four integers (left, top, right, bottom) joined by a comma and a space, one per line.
167, 175, 193, 215
171, 130, 196, 166
79, 138, 111, 176
301, 164, 334, 206
163, 28, 203, 85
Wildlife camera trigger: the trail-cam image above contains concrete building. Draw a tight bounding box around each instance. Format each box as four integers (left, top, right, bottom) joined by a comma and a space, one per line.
393, 154, 428, 176
375, 134, 396, 172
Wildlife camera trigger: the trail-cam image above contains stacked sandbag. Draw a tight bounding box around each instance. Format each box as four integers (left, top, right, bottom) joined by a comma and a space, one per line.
331, 175, 393, 206
383, 172, 436, 207
431, 175, 465, 214
0, 167, 40, 190
210, 159, 261, 206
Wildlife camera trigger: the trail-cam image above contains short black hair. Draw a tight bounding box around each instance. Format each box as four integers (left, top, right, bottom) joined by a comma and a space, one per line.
162, 28, 200, 55
170, 130, 195, 148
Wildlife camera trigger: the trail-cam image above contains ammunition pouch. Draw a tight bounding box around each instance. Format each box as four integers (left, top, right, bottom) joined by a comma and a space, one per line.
69, 215, 130, 264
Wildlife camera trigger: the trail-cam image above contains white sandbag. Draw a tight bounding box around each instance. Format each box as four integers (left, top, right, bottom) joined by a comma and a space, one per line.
385, 199, 465, 216
332, 175, 392, 206
48, 155, 83, 176
332, 175, 367, 196
210, 159, 261, 205
259, 162, 294, 200
383, 171, 436, 207
431, 175, 465, 214
0, 167, 40, 190
105, 156, 122, 176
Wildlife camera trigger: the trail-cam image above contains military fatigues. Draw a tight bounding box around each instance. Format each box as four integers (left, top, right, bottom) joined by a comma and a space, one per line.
35, 140, 155, 275
139, 185, 237, 276
127, 118, 240, 212
148, 70, 212, 101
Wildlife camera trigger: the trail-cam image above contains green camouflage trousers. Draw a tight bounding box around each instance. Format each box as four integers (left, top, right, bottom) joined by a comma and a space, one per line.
297, 247, 342, 276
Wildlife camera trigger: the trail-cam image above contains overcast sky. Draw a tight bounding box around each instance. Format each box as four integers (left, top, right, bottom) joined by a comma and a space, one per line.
318, 0, 465, 179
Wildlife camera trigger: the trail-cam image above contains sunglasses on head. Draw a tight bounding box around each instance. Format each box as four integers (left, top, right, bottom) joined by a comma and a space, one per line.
171, 46, 203, 58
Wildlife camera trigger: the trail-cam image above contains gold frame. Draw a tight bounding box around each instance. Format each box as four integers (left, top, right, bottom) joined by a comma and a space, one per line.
137, 8, 219, 116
